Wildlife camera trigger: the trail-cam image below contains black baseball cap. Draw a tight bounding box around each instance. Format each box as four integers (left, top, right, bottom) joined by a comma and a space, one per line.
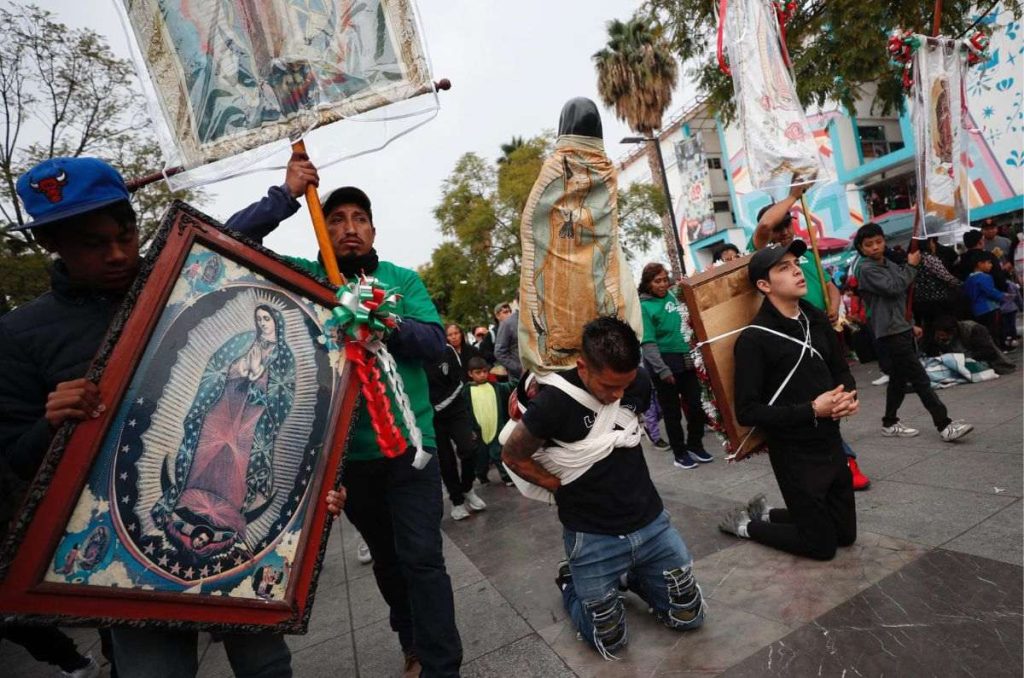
748, 239, 808, 285
321, 186, 372, 223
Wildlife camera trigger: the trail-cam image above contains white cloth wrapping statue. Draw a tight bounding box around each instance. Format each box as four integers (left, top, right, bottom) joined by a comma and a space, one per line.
498, 373, 643, 503
721, 0, 826, 189
912, 36, 970, 236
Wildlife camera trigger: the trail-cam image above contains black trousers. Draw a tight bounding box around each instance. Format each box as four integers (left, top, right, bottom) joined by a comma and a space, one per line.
0, 624, 88, 671
342, 450, 462, 677
651, 355, 706, 453
748, 439, 856, 560
879, 330, 950, 430
434, 407, 479, 505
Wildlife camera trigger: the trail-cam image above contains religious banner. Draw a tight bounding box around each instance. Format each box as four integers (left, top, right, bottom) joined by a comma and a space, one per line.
518, 134, 641, 375
674, 136, 718, 244
911, 36, 971, 236
0, 204, 357, 632
119, 0, 435, 189
719, 0, 829, 190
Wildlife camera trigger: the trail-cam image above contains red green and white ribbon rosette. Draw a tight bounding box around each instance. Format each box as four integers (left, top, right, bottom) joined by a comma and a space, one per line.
328, 276, 430, 470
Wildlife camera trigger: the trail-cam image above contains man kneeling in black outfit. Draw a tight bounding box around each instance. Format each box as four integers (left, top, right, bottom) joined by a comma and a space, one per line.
719, 240, 859, 560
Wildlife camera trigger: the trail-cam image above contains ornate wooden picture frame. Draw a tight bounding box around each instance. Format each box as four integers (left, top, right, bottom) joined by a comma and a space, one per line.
0, 202, 356, 633
679, 255, 767, 459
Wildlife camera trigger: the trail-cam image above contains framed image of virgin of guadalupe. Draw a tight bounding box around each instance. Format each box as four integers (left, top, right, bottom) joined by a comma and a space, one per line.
679, 255, 767, 460
0, 202, 356, 633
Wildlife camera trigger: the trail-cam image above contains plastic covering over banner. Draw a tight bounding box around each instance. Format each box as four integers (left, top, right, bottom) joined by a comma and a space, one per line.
674, 136, 717, 245
118, 0, 436, 189
720, 0, 830, 191
912, 36, 970, 237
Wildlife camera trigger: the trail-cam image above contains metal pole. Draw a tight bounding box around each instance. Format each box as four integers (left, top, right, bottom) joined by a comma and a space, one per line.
650, 138, 687, 275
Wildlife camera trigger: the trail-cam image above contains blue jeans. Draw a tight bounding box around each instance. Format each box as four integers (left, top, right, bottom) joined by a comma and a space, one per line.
110, 628, 290, 678
342, 448, 462, 677
560, 511, 705, 659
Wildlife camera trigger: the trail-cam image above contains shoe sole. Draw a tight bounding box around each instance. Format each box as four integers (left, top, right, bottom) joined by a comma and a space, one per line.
673, 461, 697, 470
881, 430, 919, 437
691, 455, 714, 464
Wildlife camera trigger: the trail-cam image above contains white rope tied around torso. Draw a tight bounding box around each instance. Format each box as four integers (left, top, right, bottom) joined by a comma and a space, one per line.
504, 372, 643, 503
696, 312, 821, 459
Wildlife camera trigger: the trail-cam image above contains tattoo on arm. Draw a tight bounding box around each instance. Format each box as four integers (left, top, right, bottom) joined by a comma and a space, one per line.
501, 423, 561, 493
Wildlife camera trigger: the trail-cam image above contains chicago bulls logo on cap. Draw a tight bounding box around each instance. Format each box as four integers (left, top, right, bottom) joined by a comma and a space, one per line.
30, 169, 68, 203
12, 157, 130, 230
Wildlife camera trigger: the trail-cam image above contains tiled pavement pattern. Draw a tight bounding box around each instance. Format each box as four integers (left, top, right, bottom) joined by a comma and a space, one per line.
4, 357, 1022, 677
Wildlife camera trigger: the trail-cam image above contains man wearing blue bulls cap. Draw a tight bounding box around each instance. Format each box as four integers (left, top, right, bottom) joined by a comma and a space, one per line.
0, 155, 322, 677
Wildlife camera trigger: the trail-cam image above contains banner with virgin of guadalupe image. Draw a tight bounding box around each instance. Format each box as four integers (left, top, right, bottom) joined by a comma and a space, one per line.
912, 36, 971, 237
674, 136, 717, 244
120, 0, 433, 188
720, 0, 829, 190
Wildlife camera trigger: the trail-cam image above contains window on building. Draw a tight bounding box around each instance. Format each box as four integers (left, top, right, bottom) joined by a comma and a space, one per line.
858, 124, 904, 159
713, 200, 731, 213
706, 157, 722, 170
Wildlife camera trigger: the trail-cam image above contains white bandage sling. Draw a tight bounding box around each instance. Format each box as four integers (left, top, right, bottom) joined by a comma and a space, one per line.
502, 372, 643, 503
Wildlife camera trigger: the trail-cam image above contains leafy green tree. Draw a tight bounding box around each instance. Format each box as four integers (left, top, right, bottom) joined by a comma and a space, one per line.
594, 16, 682, 279
0, 4, 206, 314
618, 182, 667, 264
641, 0, 1022, 122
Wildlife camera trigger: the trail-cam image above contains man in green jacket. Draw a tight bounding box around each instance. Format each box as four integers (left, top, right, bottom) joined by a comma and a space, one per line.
228, 160, 462, 677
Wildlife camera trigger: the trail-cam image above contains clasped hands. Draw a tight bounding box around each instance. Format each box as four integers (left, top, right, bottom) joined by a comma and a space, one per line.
811, 385, 859, 420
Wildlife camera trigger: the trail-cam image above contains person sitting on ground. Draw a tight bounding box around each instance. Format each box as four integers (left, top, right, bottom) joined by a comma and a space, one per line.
922, 315, 1017, 375
720, 241, 858, 560
855, 222, 973, 442
502, 317, 706, 660
465, 356, 515, 487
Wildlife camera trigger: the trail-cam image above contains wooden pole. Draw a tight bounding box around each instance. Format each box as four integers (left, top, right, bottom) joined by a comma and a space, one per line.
291, 139, 344, 286
799, 195, 831, 318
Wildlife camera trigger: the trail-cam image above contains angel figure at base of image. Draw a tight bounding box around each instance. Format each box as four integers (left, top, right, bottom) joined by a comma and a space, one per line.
151, 304, 296, 561
54, 525, 109, 575
251, 560, 291, 600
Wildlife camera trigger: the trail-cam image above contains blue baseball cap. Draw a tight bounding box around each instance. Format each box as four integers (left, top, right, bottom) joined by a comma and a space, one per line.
13, 157, 130, 230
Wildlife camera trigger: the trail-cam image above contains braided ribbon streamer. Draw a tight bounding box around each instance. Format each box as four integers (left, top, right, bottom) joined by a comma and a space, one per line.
328, 277, 429, 469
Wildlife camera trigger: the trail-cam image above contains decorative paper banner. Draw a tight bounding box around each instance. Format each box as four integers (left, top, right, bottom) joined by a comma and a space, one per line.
911, 36, 971, 237
720, 0, 830, 190
674, 136, 717, 245
118, 0, 435, 189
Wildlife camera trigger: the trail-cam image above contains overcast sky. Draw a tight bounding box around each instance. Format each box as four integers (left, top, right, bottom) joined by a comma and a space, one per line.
44, 0, 693, 269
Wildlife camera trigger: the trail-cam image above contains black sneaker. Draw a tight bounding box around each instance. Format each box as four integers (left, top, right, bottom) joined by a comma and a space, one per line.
689, 447, 714, 464
652, 439, 670, 450
673, 452, 697, 470
555, 560, 573, 592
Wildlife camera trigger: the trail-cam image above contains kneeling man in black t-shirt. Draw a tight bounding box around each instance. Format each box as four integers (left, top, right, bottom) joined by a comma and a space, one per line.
502, 317, 706, 660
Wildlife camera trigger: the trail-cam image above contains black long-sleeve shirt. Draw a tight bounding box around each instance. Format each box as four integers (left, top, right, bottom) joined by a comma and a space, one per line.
733, 298, 855, 448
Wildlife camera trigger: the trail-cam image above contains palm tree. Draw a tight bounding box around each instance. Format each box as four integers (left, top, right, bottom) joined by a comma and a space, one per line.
594, 17, 682, 278
498, 136, 526, 164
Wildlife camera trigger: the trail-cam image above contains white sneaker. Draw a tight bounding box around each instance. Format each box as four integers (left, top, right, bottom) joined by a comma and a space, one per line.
451, 503, 471, 521
356, 539, 372, 564
940, 420, 974, 442
882, 421, 919, 437
464, 489, 487, 512
63, 656, 99, 678
872, 375, 890, 385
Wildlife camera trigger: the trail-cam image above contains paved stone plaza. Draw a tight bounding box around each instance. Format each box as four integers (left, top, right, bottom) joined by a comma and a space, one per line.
4, 357, 1022, 677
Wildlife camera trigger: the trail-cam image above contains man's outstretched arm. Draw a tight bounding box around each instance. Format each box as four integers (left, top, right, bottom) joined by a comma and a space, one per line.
501, 423, 560, 493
